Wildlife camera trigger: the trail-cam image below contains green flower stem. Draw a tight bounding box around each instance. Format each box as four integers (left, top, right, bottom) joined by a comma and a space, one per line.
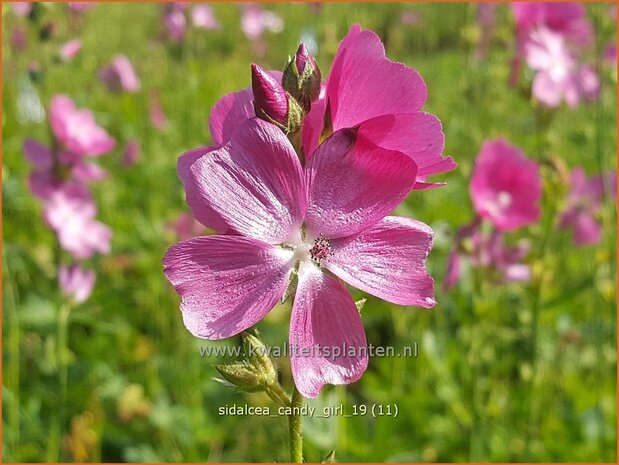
288, 384, 304, 463
266, 382, 291, 408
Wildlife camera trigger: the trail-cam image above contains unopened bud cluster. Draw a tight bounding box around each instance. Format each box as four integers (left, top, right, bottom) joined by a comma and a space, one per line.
251, 43, 321, 135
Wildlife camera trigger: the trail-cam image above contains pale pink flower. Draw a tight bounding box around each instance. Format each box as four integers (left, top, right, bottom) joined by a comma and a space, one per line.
68, 2, 98, 13
59, 264, 96, 303
192, 4, 220, 30
165, 118, 435, 398
559, 167, 617, 246
44, 184, 111, 260
400, 10, 422, 26
163, 4, 187, 42
49, 95, 116, 156
240, 4, 283, 40
512, 2, 593, 51
59, 39, 82, 62
98, 55, 140, 93
470, 139, 541, 232
525, 27, 599, 107
445, 222, 531, 289
11, 25, 28, 53
12, 2, 32, 17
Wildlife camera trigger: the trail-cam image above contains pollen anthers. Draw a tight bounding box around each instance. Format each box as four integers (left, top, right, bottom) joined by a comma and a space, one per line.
309, 235, 332, 265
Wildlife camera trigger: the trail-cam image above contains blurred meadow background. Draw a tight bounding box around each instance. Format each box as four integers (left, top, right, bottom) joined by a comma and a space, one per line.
2, 1, 617, 462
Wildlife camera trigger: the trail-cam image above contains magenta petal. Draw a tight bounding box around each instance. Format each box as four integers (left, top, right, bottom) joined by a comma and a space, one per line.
177, 146, 230, 233
290, 262, 368, 398
327, 25, 427, 131
24, 139, 53, 169
163, 236, 294, 339
357, 113, 455, 180
191, 118, 307, 244
300, 83, 327, 158
305, 129, 418, 239
572, 212, 602, 246
326, 216, 435, 307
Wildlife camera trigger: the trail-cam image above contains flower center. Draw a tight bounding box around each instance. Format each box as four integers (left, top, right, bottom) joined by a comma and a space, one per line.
309, 235, 332, 265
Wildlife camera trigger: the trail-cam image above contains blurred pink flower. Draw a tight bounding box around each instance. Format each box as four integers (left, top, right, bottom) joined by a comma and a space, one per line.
149, 92, 168, 131
44, 184, 111, 259
12, 2, 32, 17
240, 4, 283, 40
445, 222, 531, 289
475, 4, 496, 60
59, 264, 96, 303
121, 139, 141, 167
98, 55, 140, 93
50, 95, 116, 156
512, 2, 593, 50
559, 167, 617, 246
168, 212, 206, 240
302, 25, 455, 189
11, 25, 28, 53
59, 39, 82, 62
24, 139, 107, 199
68, 2, 98, 13
400, 10, 422, 26
525, 27, 599, 107
192, 4, 220, 30
470, 139, 541, 232
165, 118, 434, 398
163, 4, 187, 42
605, 43, 617, 66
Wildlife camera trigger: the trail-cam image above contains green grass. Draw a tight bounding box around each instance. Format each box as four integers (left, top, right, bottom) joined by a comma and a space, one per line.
2, 2, 617, 462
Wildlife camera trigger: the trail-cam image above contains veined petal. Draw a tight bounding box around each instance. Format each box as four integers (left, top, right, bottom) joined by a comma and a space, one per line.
177, 146, 230, 233
163, 235, 294, 339
357, 113, 456, 180
191, 118, 307, 244
290, 262, 368, 398
327, 25, 427, 131
305, 129, 418, 239
326, 216, 435, 308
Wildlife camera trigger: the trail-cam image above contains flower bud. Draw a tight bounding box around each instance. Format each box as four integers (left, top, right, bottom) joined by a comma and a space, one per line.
282, 43, 322, 112
214, 363, 264, 393
242, 332, 277, 385
251, 64, 289, 125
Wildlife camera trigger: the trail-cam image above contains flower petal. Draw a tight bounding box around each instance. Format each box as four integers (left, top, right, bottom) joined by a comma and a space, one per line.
163, 235, 294, 339
191, 118, 307, 244
290, 262, 368, 398
327, 25, 427, 131
177, 146, 230, 233
305, 129, 418, 239
325, 216, 435, 307
357, 113, 455, 180
24, 139, 53, 169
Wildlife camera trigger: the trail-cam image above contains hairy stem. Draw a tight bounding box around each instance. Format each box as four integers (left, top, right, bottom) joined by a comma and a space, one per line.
288, 384, 304, 463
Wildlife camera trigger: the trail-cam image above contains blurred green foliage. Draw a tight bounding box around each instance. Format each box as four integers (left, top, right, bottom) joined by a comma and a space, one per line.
2, 2, 617, 462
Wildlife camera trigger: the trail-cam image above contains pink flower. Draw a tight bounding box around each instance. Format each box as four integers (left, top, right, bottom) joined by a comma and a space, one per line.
400, 10, 422, 26
240, 4, 283, 40
44, 184, 111, 259
525, 27, 599, 107
301, 25, 455, 188
163, 4, 187, 42
470, 139, 541, 232
24, 139, 106, 199
192, 4, 220, 30
11, 25, 28, 53
445, 222, 531, 289
168, 212, 206, 240
164, 118, 435, 398
49, 95, 116, 156
512, 2, 593, 50
59, 39, 82, 62
68, 2, 98, 13
121, 139, 141, 167
559, 167, 617, 246
59, 264, 96, 303
99, 55, 140, 93
605, 43, 617, 67
12, 2, 32, 17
